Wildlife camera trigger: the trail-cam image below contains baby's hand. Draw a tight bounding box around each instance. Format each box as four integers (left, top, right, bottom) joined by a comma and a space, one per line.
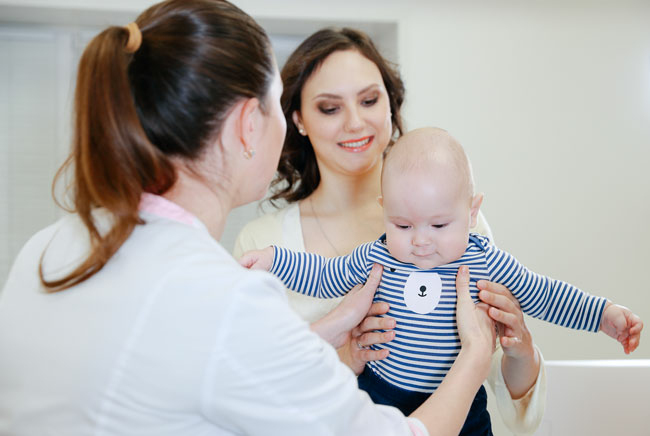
238, 247, 274, 271
600, 302, 643, 354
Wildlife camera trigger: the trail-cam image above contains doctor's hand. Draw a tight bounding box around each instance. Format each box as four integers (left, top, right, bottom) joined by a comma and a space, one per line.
311, 264, 384, 350
455, 266, 495, 378
338, 300, 395, 375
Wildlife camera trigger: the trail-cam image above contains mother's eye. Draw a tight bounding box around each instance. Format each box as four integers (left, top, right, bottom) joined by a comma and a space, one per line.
362, 97, 378, 107
318, 105, 339, 115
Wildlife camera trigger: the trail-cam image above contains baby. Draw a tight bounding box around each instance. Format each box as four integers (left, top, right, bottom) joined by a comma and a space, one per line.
240, 127, 643, 416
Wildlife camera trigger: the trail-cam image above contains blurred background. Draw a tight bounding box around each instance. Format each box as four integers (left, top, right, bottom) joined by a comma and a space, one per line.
1, 1, 648, 434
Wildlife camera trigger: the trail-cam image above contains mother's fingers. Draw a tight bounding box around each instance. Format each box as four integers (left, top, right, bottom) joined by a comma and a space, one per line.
486, 306, 519, 327
478, 286, 520, 313
477, 280, 518, 301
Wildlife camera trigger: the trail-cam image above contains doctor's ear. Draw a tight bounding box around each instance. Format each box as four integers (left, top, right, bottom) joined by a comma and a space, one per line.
219, 96, 260, 157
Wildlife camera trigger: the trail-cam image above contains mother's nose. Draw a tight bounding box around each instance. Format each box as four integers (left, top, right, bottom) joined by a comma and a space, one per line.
344, 106, 364, 132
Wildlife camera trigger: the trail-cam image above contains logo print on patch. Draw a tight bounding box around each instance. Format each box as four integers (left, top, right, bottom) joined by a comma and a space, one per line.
403, 271, 442, 314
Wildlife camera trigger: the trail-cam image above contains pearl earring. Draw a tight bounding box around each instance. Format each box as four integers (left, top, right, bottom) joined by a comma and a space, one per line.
299, 128, 306, 135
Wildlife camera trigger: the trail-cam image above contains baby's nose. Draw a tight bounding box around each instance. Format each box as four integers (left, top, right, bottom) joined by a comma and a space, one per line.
412, 232, 432, 246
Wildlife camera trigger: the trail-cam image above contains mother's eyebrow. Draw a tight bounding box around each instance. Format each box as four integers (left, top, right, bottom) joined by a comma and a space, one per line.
313, 83, 382, 100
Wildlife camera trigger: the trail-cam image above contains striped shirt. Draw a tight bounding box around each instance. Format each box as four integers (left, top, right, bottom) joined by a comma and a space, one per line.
270, 233, 607, 393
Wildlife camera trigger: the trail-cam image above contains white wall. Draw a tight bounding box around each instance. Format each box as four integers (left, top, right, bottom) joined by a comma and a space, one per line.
5, 0, 645, 360
241, 0, 650, 363
1, 1, 649, 434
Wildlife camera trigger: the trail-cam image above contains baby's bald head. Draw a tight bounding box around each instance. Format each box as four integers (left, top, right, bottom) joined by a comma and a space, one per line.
382, 127, 475, 201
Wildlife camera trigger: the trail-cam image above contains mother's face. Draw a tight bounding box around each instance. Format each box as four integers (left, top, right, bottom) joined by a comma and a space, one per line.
293, 49, 393, 179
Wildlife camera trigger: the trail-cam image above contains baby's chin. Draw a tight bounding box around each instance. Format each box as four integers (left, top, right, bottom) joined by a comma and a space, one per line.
394, 255, 445, 270
411, 259, 445, 270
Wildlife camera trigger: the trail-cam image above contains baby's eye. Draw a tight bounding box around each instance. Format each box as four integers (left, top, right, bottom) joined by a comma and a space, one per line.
432, 224, 447, 229
396, 224, 411, 230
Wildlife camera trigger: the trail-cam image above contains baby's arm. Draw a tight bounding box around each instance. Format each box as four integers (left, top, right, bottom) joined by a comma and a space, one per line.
599, 302, 643, 354
484, 241, 606, 332
254, 244, 371, 299
484, 241, 643, 352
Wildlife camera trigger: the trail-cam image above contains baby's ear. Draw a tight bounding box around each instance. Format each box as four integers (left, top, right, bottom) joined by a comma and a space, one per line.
469, 193, 484, 228
377, 196, 384, 207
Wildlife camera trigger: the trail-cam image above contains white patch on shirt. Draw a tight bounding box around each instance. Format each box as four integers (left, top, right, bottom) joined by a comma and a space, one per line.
403, 272, 442, 314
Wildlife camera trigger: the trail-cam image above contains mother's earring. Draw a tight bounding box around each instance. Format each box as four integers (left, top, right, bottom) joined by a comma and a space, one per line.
298, 128, 306, 135
243, 148, 256, 159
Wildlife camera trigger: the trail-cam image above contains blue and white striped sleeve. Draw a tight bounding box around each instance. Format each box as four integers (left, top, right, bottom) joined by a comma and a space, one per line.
269, 244, 372, 299
484, 244, 608, 332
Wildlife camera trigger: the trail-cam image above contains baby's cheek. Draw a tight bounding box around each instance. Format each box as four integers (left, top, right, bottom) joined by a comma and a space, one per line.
440, 234, 468, 264
385, 236, 409, 263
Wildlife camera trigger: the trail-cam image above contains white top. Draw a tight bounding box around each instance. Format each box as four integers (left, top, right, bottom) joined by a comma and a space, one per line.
233, 203, 547, 435
0, 196, 427, 436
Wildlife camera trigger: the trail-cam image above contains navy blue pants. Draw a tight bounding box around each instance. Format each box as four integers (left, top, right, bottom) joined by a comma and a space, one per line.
358, 366, 493, 436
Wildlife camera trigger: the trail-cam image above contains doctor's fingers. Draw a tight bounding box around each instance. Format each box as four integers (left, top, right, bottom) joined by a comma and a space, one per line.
355, 329, 396, 348
354, 312, 396, 335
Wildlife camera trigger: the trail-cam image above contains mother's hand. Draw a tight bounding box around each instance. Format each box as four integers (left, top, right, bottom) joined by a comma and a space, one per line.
477, 280, 534, 358
477, 279, 540, 399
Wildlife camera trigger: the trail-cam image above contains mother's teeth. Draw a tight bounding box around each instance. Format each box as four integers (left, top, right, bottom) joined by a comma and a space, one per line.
340, 137, 370, 148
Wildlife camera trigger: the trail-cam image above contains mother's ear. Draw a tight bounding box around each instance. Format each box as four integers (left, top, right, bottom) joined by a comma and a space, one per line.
292, 111, 306, 136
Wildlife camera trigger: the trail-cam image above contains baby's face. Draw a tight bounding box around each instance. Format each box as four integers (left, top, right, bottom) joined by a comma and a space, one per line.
381, 168, 474, 269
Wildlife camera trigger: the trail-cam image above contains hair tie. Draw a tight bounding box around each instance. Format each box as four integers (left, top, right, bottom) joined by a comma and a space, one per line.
124, 22, 142, 53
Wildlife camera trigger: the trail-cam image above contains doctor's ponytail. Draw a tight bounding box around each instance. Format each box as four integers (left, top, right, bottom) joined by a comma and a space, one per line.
40, 0, 274, 291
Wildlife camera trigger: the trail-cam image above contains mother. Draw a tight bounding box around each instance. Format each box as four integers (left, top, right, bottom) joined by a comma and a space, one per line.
234, 28, 545, 434
0, 1, 497, 435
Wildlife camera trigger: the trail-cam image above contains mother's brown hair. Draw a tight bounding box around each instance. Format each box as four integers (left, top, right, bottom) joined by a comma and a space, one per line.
270, 27, 405, 205
41, 0, 274, 291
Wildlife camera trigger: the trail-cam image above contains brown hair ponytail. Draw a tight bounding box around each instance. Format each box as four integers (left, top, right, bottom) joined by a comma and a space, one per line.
41, 0, 273, 291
